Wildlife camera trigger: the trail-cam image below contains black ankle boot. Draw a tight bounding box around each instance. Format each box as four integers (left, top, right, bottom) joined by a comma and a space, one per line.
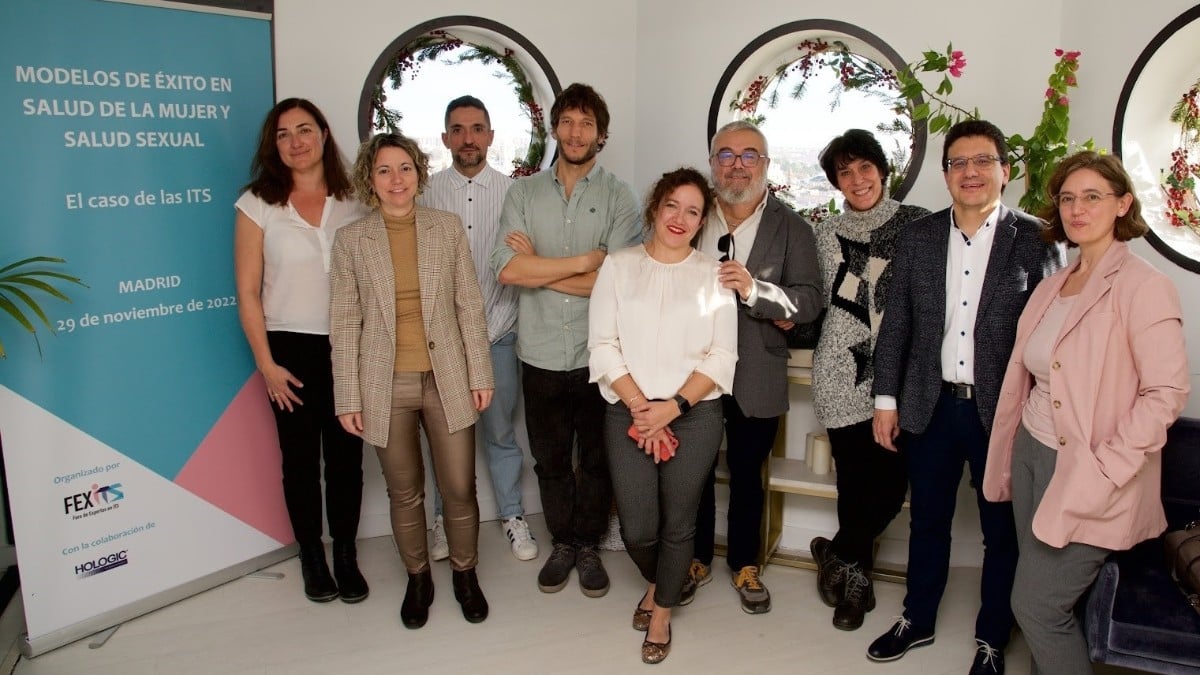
400, 569, 434, 629
332, 541, 369, 604
452, 567, 489, 623
298, 544, 339, 603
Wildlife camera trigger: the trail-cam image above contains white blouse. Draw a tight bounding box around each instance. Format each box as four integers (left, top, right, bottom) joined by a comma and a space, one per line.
235, 191, 367, 335
588, 245, 738, 404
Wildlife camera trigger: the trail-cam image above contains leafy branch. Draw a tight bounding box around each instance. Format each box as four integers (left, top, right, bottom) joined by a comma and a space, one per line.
0, 256, 88, 359
1161, 77, 1200, 233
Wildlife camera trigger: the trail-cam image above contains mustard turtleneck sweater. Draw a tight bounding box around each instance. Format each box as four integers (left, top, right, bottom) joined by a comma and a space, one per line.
383, 210, 432, 372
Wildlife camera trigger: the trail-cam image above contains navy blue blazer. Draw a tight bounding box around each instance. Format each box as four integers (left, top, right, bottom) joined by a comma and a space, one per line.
871, 204, 1065, 435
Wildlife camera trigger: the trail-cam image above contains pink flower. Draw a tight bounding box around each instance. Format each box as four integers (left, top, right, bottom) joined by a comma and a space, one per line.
1046, 87, 1056, 100
1063, 50, 1081, 62
1066, 75, 1077, 86
1058, 96, 1070, 106
1055, 48, 1065, 57
948, 50, 967, 78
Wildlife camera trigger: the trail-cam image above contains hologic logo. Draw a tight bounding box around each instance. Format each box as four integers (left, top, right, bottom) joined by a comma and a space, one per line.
63, 483, 125, 520
75, 550, 129, 578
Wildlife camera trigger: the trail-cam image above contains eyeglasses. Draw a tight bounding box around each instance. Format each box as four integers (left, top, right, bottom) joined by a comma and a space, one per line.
713, 150, 766, 167
944, 154, 1002, 172
1054, 191, 1118, 209
717, 233, 735, 262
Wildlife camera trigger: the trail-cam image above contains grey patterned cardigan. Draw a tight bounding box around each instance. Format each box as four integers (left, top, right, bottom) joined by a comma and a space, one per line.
811, 200, 930, 429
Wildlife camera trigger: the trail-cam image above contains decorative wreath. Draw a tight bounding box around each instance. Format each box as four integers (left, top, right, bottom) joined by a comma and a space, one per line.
370, 29, 546, 178
1162, 78, 1200, 235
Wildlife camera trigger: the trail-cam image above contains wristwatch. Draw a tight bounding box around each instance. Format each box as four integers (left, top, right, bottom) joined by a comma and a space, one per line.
672, 394, 691, 415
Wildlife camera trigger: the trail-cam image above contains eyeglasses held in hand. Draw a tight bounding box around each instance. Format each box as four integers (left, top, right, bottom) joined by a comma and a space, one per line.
1054, 191, 1117, 209
717, 233, 735, 262
944, 154, 1002, 172
713, 149, 765, 167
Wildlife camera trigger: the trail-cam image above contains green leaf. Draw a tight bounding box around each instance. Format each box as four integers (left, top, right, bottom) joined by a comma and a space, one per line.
913, 102, 931, 120
0, 256, 67, 275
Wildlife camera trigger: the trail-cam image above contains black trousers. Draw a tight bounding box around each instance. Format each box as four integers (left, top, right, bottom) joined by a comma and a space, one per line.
521, 363, 610, 547
266, 331, 363, 547
827, 419, 908, 570
694, 395, 780, 571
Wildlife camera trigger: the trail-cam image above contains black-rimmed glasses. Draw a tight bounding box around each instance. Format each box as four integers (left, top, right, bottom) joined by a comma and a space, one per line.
713, 150, 765, 167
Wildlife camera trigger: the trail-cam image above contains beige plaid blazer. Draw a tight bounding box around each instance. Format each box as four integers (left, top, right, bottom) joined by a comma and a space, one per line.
330, 206, 494, 447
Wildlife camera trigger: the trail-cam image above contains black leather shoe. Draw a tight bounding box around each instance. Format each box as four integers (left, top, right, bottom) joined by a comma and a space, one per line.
832, 565, 875, 630
866, 617, 934, 661
452, 568, 489, 623
400, 569, 434, 629
811, 536, 846, 607
575, 545, 610, 598
332, 541, 369, 604
969, 639, 1005, 674
298, 544, 338, 603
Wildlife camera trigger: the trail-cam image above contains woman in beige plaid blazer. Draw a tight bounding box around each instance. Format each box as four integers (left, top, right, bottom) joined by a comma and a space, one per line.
330, 133, 494, 629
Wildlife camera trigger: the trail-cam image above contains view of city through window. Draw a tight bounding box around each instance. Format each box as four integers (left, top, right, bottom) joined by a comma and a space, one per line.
753, 62, 913, 211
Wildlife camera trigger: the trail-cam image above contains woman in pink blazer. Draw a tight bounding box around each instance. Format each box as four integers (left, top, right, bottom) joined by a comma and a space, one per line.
983, 151, 1189, 675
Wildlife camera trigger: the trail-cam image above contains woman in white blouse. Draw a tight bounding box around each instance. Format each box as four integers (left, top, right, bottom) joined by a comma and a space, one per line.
233, 98, 368, 604
589, 167, 738, 664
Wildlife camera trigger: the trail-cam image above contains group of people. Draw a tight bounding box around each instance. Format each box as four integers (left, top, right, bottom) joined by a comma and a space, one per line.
234, 81, 1189, 673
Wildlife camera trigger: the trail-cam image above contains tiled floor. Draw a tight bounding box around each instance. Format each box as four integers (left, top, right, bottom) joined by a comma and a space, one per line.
2, 514, 1035, 674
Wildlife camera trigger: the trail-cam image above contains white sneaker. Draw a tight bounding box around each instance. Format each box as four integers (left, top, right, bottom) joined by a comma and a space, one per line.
503, 516, 538, 561
430, 515, 449, 561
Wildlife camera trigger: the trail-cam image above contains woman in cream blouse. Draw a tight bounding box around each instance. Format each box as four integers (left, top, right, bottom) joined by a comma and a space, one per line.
589, 167, 738, 664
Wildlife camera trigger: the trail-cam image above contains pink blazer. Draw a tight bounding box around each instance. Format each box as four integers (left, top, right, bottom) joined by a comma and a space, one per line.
983, 241, 1189, 550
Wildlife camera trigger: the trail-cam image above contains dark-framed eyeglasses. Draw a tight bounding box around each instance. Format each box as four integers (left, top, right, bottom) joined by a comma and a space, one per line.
943, 154, 1002, 172
717, 233, 735, 262
713, 149, 765, 167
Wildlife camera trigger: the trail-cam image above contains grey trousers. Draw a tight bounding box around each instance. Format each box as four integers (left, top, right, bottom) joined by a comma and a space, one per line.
1009, 425, 1109, 675
605, 399, 723, 607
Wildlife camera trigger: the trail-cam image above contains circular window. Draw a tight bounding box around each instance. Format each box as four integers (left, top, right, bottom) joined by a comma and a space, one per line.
709, 20, 925, 219
359, 17, 560, 177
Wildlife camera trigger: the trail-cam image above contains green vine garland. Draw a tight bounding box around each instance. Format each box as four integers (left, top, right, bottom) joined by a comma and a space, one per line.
371, 29, 547, 177
1162, 78, 1200, 234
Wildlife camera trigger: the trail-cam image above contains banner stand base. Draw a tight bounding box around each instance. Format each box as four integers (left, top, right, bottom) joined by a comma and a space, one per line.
87, 625, 119, 649
20, 544, 296, 658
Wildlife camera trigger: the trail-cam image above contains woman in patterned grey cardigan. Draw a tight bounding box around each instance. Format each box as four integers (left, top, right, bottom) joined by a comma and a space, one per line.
809, 129, 930, 631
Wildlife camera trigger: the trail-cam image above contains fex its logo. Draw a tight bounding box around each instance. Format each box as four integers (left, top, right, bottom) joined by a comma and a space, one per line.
63, 483, 125, 514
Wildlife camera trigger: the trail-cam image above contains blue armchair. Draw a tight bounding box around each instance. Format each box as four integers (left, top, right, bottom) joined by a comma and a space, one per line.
1084, 416, 1200, 674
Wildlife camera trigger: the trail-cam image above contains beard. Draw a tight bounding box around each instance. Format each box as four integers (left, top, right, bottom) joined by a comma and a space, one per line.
452, 147, 485, 171
559, 140, 601, 166
713, 170, 768, 205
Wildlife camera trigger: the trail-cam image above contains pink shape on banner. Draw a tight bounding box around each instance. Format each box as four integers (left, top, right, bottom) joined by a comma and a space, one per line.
175, 374, 294, 545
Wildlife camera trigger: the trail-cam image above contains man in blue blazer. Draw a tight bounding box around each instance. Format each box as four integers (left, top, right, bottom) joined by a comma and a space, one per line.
689, 120, 823, 614
867, 120, 1065, 675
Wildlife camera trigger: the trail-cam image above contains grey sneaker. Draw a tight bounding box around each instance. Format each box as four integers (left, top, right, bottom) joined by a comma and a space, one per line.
678, 559, 712, 606
537, 543, 576, 593
731, 565, 771, 614
575, 545, 610, 598
430, 515, 449, 562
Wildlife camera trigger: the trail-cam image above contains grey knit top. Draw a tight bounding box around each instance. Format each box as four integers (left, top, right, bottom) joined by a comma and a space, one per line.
812, 199, 931, 429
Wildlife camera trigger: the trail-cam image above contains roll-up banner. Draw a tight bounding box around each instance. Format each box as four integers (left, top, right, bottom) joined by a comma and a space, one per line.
0, 0, 290, 656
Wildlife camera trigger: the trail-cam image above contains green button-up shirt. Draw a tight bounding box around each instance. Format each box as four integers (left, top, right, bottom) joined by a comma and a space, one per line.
490, 163, 641, 371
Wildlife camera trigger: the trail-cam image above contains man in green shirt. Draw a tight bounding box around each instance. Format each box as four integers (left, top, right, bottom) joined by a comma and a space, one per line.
490, 83, 641, 598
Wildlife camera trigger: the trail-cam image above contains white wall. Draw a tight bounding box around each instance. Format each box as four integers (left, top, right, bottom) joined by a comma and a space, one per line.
275, 0, 1200, 555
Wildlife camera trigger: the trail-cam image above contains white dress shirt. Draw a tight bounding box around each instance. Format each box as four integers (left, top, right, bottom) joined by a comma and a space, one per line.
697, 191, 769, 306
421, 164, 517, 343
588, 245, 738, 404
942, 206, 1000, 384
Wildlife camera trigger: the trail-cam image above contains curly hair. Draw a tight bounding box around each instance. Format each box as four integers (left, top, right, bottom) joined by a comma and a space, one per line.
642, 167, 715, 236
351, 133, 430, 209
